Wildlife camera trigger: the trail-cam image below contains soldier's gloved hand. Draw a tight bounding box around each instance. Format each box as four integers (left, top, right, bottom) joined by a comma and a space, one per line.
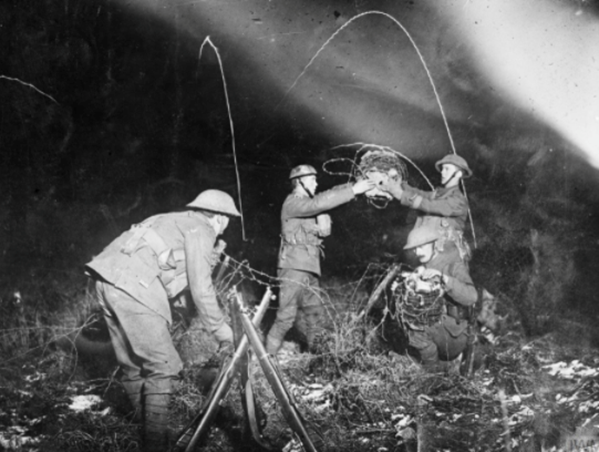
413, 266, 425, 276
420, 268, 447, 288
207, 341, 235, 367
380, 178, 403, 199
218, 340, 235, 357
352, 178, 377, 195
210, 239, 227, 268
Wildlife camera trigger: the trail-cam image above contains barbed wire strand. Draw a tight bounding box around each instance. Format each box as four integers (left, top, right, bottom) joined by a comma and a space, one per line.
0, 75, 60, 105
328, 142, 435, 190
199, 37, 246, 241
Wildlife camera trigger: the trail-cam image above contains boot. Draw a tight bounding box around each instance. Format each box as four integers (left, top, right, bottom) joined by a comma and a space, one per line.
423, 360, 450, 373
143, 391, 171, 452
122, 379, 144, 423
414, 339, 443, 373
144, 376, 182, 451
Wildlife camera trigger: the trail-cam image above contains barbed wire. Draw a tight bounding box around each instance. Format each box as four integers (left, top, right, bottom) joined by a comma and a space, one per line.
321, 142, 434, 210
216, 253, 394, 322
326, 142, 435, 190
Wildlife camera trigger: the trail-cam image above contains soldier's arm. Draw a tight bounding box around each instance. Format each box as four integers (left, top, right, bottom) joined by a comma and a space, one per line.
385, 182, 467, 218
185, 227, 233, 343
385, 182, 431, 205
284, 184, 355, 218
412, 191, 468, 217
442, 262, 478, 306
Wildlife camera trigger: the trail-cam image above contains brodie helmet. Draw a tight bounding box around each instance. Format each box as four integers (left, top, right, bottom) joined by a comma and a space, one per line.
289, 164, 317, 180
187, 189, 241, 217
403, 226, 441, 250
435, 154, 472, 178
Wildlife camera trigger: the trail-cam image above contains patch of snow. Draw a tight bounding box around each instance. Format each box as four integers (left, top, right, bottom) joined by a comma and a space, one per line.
0, 427, 43, 451
543, 360, 599, 380
68, 394, 102, 412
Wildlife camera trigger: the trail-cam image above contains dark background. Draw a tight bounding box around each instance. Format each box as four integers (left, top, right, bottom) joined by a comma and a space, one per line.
2, 0, 599, 335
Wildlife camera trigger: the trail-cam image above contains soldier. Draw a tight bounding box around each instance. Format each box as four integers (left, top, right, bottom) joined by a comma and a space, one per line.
383, 154, 472, 260
265, 164, 375, 356
85, 189, 240, 452
398, 225, 478, 372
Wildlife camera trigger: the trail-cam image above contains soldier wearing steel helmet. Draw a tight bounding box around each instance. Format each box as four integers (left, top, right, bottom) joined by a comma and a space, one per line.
383, 154, 473, 260
397, 224, 478, 372
84, 189, 240, 452
265, 164, 375, 355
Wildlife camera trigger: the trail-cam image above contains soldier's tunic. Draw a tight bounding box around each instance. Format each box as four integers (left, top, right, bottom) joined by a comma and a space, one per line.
396, 184, 470, 259
85, 211, 231, 412
266, 184, 355, 353
404, 245, 478, 369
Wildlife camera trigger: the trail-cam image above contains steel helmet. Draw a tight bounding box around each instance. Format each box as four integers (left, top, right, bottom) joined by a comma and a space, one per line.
186, 189, 241, 217
435, 154, 472, 178
289, 164, 317, 180
403, 226, 441, 250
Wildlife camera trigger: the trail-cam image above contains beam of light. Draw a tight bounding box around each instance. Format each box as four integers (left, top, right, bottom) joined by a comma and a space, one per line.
435, 0, 599, 168
119, 0, 466, 158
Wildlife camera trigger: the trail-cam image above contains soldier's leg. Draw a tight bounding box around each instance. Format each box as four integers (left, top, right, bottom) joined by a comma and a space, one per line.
100, 281, 182, 452
143, 379, 177, 452
408, 329, 441, 371
296, 274, 325, 351
266, 268, 304, 355
427, 317, 468, 362
94, 280, 144, 420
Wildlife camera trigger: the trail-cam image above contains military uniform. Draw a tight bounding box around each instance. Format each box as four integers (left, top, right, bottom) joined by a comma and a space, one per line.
401, 245, 478, 370
266, 184, 355, 354
85, 210, 231, 450
394, 183, 470, 260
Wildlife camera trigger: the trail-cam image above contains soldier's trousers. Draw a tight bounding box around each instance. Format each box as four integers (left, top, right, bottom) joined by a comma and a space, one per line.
93, 279, 182, 451
266, 268, 324, 354
407, 316, 468, 371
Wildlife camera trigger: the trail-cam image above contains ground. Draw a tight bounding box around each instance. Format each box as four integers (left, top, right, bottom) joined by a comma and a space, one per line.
1, 275, 599, 452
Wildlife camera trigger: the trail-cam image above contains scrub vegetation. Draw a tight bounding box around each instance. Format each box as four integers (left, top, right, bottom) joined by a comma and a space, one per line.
1, 195, 599, 452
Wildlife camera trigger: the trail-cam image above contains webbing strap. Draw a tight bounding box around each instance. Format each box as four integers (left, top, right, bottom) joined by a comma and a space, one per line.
121, 215, 164, 255
121, 218, 185, 264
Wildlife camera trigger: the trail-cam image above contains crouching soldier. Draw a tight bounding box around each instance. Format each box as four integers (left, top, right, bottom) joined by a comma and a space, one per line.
265, 164, 375, 355
84, 189, 240, 452
396, 224, 477, 372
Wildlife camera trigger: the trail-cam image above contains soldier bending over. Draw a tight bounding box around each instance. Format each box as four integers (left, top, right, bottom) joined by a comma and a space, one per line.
85, 190, 240, 451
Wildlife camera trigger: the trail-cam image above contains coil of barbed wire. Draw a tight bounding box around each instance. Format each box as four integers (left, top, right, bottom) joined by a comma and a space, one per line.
322, 143, 432, 209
